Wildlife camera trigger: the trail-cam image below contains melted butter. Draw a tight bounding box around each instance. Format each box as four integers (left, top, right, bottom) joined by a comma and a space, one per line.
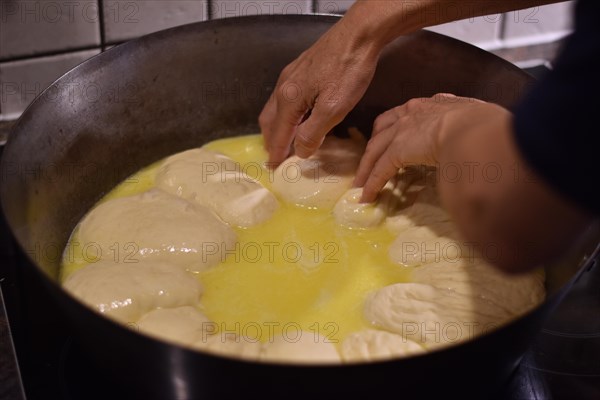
61, 134, 410, 344
199, 135, 409, 343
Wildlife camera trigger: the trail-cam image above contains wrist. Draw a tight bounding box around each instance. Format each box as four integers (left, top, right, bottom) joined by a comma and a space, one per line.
343, 0, 435, 50
437, 102, 512, 163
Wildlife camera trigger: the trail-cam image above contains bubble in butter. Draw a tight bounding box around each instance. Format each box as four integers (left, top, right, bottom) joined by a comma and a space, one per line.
61, 134, 410, 345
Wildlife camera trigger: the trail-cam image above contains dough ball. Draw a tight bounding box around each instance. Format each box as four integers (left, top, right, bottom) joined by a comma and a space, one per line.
77, 189, 237, 272
388, 225, 463, 267
364, 283, 508, 349
412, 259, 545, 316
192, 334, 263, 360
136, 306, 211, 347
63, 260, 203, 324
261, 332, 341, 364
333, 180, 399, 229
272, 136, 365, 209
341, 329, 424, 362
156, 148, 278, 228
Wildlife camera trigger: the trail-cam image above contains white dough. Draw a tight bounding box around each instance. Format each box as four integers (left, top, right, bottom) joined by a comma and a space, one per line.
136, 306, 211, 347
333, 178, 401, 229
341, 329, 424, 362
76, 189, 237, 272
63, 260, 203, 324
386, 184, 453, 234
156, 148, 278, 228
388, 225, 463, 267
412, 259, 545, 316
272, 136, 365, 209
333, 188, 389, 229
365, 283, 512, 349
261, 332, 341, 364
192, 334, 263, 360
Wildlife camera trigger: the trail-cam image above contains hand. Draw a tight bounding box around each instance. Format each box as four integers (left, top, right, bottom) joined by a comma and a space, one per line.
354, 94, 485, 203
259, 17, 381, 165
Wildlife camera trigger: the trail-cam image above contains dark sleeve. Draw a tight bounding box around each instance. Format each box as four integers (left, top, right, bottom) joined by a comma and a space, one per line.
512, 0, 600, 215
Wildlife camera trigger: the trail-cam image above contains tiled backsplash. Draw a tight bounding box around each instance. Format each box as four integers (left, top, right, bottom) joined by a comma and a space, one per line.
0, 0, 574, 121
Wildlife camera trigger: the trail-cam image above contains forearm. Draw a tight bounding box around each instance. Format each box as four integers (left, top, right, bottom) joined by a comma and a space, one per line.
344, 0, 565, 50
436, 104, 590, 273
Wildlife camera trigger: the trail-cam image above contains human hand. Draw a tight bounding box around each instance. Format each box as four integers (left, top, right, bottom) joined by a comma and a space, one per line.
354, 94, 485, 203
259, 18, 382, 165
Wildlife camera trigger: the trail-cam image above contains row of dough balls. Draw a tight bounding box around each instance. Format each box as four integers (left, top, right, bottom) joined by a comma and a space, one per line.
71, 134, 368, 273
63, 134, 544, 362
64, 135, 426, 363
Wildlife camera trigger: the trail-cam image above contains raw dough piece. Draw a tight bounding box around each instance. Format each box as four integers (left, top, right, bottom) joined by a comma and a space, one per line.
261, 332, 340, 364
77, 189, 236, 272
63, 260, 203, 324
341, 329, 424, 362
365, 282, 511, 349
333, 178, 400, 229
386, 170, 451, 234
386, 184, 453, 234
412, 259, 545, 316
156, 148, 278, 228
388, 225, 463, 267
192, 334, 263, 360
136, 306, 211, 347
272, 136, 365, 209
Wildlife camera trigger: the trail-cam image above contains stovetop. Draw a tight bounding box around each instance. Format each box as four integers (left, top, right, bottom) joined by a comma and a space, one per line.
1, 64, 599, 400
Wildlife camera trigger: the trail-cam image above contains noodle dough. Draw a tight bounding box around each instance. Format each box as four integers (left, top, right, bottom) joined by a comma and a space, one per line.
63, 260, 203, 324
156, 148, 278, 228
77, 189, 236, 272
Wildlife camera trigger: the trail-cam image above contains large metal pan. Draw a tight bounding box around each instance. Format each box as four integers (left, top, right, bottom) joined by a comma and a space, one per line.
1, 14, 598, 400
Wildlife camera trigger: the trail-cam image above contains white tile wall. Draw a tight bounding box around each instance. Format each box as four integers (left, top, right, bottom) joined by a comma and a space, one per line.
103, 0, 208, 43
315, 0, 353, 14
0, 0, 577, 121
502, 1, 575, 47
0, 0, 101, 60
211, 0, 311, 19
314, 1, 574, 50
0, 49, 100, 118
426, 15, 502, 50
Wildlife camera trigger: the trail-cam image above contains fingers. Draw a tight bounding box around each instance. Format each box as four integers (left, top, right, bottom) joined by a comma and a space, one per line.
360, 150, 402, 203
264, 86, 312, 165
294, 102, 344, 159
259, 93, 277, 149
371, 108, 399, 137
353, 127, 395, 188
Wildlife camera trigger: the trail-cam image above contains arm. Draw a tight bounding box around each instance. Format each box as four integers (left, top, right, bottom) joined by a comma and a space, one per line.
260, 0, 565, 164
354, 95, 591, 273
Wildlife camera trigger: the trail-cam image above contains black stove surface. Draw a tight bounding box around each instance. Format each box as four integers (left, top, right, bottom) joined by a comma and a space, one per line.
1, 65, 599, 400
